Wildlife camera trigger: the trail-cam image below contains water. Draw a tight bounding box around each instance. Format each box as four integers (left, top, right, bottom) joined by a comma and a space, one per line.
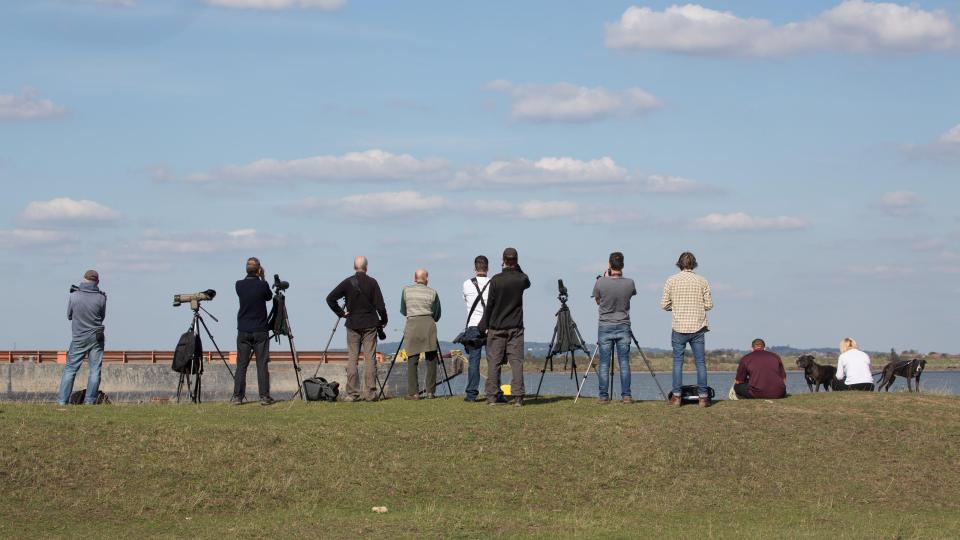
436, 370, 960, 400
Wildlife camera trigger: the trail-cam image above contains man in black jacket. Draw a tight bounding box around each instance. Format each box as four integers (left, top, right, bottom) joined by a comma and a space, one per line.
478, 247, 530, 406
233, 257, 275, 406
326, 255, 388, 402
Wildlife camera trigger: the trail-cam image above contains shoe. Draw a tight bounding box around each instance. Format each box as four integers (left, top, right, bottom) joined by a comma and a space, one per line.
464, 397, 477, 402
341, 395, 359, 403
622, 397, 634, 404
513, 397, 524, 407
496, 395, 510, 404
699, 397, 711, 408
366, 395, 380, 402
487, 398, 501, 406
259, 396, 276, 406
598, 398, 612, 405
668, 395, 682, 406
404, 395, 419, 401
425, 393, 435, 400
229, 396, 244, 406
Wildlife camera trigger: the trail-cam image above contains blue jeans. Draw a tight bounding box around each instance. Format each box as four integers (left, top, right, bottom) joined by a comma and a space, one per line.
57, 333, 104, 405
671, 329, 708, 398
598, 324, 632, 399
463, 326, 483, 400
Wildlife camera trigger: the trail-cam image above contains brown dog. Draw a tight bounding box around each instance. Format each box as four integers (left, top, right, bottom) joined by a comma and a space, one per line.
796, 355, 836, 392
876, 358, 926, 393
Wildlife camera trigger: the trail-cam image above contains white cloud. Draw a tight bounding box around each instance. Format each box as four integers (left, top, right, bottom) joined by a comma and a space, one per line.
186, 149, 450, 185
517, 200, 579, 219
94, 0, 136, 6
21, 198, 122, 224
848, 264, 914, 276
941, 124, 960, 144
291, 192, 578, 220
340, 191, 446, 215
205, 0, 344, 10
488, 80, 661, 122
462, 156, 628, 187
906, 123, 960, 159
878, 191, 924, 217
605, 1, 957, 57
0, 228, 77, 249
137, 229, 289, 254
0, 89, 67, 121
693, 212, 807, 232
641, 174, 709, 194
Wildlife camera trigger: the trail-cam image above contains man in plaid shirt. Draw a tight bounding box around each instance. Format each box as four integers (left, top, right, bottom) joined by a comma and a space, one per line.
661, 251, 713, 407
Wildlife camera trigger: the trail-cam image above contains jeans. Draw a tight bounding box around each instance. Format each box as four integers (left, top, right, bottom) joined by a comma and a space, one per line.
463, 326, 483, 400
234, 331, 270, 399
597, 324, 632, 400
57, 332, 104, 405
671, 329, 708, 398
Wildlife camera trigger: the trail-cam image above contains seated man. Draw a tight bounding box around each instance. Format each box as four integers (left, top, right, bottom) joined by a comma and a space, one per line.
732, 338, 787, 399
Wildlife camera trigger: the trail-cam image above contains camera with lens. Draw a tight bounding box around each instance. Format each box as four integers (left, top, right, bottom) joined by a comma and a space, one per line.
557, 279, 568, 303
173, 289, 217, 309
273, 274, 290, 292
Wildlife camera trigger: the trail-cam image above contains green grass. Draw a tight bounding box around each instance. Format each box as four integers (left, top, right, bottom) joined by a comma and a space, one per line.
1, 394, 959, 539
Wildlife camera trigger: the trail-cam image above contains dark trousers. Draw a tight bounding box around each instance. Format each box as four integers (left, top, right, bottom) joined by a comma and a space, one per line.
234, 331, 270, 399
833, 380, 875, 392
408, 351, 438, 396
733, 382, 754, 399
485, 327, 525, 400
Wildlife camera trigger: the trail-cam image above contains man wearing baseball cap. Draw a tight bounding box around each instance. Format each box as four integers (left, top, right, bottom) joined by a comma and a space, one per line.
478, 248, 531, 406
57, 269, 107, 405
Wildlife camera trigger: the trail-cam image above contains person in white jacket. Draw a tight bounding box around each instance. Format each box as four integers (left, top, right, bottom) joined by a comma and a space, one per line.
834, 337, 875, 391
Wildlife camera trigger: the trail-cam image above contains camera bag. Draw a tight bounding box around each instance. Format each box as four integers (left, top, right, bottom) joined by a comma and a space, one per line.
171, 330, 203, 374
303, 377, 340, 402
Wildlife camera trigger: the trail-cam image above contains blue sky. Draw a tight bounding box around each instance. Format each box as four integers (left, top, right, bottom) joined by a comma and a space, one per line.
1, 0, 958, 353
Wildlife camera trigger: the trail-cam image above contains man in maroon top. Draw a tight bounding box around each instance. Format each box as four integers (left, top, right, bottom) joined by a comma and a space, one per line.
733, 338, 787, 399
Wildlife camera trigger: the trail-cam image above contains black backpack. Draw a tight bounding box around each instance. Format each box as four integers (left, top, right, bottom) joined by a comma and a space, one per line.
303, 377, 340, 402
172, 330, 203, 374
668, 385, 716, 402
68, 389, 111, 405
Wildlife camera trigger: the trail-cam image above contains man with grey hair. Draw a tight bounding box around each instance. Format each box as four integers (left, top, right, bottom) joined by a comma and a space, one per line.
661, 251, 713, 407
400, 268, 442, 400
57, 270, 107, 405
327, 256, 388, 401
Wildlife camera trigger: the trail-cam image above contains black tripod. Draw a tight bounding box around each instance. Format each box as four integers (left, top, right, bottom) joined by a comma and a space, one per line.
574, 330, 666, 403
534, 280, 591, 398
176, 305, 233, 404
377, 338, 454, 399
268, 275, 305, 401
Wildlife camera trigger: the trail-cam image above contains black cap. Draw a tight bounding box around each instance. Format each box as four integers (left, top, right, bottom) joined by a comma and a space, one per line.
502, 247, 518, 261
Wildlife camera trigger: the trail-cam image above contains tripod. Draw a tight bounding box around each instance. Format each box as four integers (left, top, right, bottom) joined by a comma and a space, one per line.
377, 338, 454, 399
534, 280, 591, 398
574, 330, 666, 403
267, 276, 305, 401
176, 305, 233, 404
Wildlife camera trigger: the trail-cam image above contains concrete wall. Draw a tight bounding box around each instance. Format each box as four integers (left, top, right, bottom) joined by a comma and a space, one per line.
1, 357, 463, 403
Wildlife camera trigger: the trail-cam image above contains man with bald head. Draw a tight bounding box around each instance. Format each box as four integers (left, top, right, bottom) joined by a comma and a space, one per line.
399, 268, 442, 399
327, 256, 388, 401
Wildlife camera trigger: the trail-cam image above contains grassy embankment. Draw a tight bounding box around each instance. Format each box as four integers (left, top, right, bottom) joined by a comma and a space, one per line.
1, 393, 958, 538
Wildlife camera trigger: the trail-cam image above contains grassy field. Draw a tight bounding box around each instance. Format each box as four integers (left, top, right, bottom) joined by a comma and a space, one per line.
1, 393, 958, 539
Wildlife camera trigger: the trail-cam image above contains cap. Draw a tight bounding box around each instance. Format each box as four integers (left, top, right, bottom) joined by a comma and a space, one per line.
83, 269, 99, 282
502, 247, 518, 261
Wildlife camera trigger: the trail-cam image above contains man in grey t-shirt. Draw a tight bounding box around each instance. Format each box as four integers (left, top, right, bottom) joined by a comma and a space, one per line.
592, 252, 637, 403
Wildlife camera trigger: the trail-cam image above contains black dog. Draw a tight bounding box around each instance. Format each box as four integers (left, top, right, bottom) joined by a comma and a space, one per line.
876, 358, 926, 393
796, 355, 836, 392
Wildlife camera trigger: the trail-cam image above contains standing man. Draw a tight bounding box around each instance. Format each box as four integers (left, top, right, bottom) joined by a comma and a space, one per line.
461, 255, 504, 403
327, 256, 388, 402
478, 248, 530, 407
233, 257, 275, 406
731, 338, 786, 400
400, 269, 441, 400
661, 251, 713, 407
592, 252, 637, 404
57, 270, 107, 405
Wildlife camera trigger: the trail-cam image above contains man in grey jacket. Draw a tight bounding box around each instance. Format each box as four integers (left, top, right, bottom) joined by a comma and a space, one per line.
57, 270, 107, 405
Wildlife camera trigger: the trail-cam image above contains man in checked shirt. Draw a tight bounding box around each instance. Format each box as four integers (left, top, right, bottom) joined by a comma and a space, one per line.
661, 252, 714, 407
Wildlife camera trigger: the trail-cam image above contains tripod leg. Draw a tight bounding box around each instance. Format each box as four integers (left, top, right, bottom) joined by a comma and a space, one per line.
376, 337, 405, 400
176, 373, 184, 403
630, 331, 666, 401
313, 317, 342, 379
535, 325, 560, 398
195, 313, 235, 379
574, 344, 600, 404
436, 340, 453, 397
570, 352, 580, 392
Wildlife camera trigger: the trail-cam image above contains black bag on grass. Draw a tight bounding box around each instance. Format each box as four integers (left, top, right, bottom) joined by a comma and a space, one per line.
68, 389, 111, 405
667, 385, 716, 402
303, 377, 339, 402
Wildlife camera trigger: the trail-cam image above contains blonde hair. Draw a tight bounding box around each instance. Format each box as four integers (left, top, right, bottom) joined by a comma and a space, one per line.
839, 337, 858, 353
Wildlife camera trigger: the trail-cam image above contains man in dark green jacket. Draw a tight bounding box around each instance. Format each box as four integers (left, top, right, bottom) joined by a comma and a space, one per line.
400, 268, 441, 399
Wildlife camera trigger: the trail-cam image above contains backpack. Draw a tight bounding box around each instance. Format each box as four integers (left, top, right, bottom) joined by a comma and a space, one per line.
668, 385, 716, 402
267, 294, 289, 338
68, 389, 111, 405
172, 330, 203, 374
302, 377, 340, 402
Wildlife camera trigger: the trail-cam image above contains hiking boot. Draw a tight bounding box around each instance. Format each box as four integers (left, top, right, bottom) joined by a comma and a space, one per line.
425, 393, 435, 400
487, 399, 500, 406
404, 394, 419, 401
668, 395, 682, 407
621, 396, 634, 404
259, 396, 276, 407
513, 397, 524, 407
598, 398, 612, 405
496, 395, 510, 404
229, 396, 244, 406
366, 395, 380, 402
341, 395, 359, 403
699, 397, 711, 408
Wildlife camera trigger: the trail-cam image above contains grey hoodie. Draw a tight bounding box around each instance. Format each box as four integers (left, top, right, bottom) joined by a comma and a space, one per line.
68, 281, 107, 339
